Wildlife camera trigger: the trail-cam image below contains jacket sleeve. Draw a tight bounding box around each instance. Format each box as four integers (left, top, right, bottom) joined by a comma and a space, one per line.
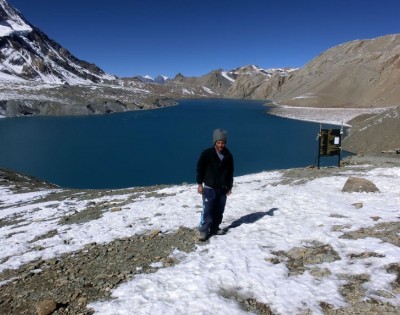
227, 155, 234, 190
196, 150, 206, 185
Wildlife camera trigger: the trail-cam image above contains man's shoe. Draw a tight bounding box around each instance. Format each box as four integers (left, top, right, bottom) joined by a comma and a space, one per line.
211, 228, 226, 236
198, 231, 209, 242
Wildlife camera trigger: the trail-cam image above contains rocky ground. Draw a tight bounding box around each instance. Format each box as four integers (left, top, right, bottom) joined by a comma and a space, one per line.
0, 153, 399, 315
0, 225, 198, 315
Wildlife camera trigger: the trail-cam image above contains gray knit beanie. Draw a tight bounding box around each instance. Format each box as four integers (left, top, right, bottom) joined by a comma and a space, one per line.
213, 128, 227, 144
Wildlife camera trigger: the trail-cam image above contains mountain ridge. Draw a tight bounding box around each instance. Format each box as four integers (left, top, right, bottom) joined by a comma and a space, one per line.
1, 0, 399, 113
265, 34, 400, 108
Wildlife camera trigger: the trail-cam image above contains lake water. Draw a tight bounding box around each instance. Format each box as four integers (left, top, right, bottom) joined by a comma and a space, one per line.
0, 99, 346, 189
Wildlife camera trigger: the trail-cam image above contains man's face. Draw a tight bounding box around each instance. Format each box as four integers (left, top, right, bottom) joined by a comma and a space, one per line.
214, 140, 225, 152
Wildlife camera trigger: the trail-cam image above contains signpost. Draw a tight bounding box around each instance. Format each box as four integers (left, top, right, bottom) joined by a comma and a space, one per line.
317, 127, 342, 169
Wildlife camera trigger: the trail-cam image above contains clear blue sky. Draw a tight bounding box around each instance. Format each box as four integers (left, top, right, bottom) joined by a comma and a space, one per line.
7, 0, 400, 78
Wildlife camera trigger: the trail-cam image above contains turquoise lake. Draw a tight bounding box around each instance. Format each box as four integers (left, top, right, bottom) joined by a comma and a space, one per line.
0, 99, 346, 189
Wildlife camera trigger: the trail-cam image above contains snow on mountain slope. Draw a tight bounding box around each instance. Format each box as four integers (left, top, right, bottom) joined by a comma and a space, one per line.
0, 0, 31, 36
0, 0, 115, 85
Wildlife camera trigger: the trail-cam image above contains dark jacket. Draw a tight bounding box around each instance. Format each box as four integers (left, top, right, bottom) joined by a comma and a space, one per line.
196, 147, 234, 190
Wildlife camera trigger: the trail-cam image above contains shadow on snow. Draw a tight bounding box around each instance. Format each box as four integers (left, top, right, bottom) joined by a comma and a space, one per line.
225, 208, 278, 231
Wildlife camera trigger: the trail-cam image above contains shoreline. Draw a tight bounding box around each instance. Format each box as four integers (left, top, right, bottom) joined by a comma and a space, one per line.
266, 104, 391, 126
1, 97, 393, 123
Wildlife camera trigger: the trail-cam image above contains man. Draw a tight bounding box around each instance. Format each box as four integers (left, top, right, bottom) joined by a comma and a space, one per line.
196, 128, 234, 241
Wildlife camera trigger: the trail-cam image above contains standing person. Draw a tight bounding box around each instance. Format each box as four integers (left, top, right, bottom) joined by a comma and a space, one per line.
196, 128, 234, 241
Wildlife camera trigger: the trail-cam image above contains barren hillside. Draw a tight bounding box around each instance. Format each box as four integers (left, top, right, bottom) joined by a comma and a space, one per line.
233, 34, 400, 109
342, 106, 400, 154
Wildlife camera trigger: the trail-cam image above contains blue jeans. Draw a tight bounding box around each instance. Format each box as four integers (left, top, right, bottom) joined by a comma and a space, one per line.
199, 187, 227, 233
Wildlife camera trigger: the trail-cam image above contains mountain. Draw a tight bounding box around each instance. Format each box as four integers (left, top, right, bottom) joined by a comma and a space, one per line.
153, 75, 169, 84
135, 75, 154, 83
225, 65, 297, 99
0, 0, 115, 84
172, 69, 234, 94
253, 34, 400, 109
134, 75, 170, 84
1, 0, 400, 111
172, 66, 296, 96
0, 0, 216, 116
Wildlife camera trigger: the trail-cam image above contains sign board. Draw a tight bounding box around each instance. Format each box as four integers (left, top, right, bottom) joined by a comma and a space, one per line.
318, 128, 342, 168
319, 129, 341, 156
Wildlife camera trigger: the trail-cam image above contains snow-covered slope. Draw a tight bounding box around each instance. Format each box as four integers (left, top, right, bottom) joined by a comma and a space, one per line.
1, 160, 399, 314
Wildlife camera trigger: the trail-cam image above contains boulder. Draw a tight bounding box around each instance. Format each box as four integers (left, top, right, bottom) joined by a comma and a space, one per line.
35, 299, 58, 315
342, 177, 380, 193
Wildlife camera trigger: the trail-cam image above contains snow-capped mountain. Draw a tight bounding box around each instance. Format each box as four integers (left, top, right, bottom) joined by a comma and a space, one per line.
172, 65, 297, 96
0, 0, 115, 84
135, 75, 154, 83
2, 0, 398, 124
0, 0, 214, 117
227, 64, 297, 79
153, 75, 169, 84
134, 75, 170, 84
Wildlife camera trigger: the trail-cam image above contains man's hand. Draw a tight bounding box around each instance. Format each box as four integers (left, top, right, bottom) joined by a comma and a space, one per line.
197, 184, 203, 195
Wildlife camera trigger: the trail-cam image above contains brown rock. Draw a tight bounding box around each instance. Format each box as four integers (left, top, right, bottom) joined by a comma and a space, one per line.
35, 299, 57, 315
342, 177, 380, 193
